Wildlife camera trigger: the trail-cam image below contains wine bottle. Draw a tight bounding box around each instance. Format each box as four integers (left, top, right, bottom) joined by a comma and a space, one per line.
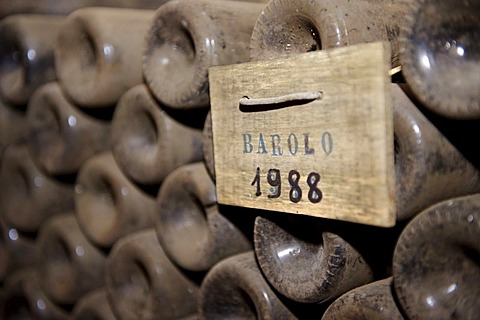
393, 194, 480, 319
0, 0, 172, 18
254, 214, 373, 304
0, 218, 36, 283
0, 143, 74, 232
0, 97, 27, 158
321, 277, 404, 320
105, 229, 199, 320
111, 84, 203, 186
71, 288, 116, 320
199, 251, 297, 319
74, 151, 157, 248
55, 7, 154, 108
36, 214, 106, 305
1, 268, 69, 320
249, 0, 408, 67
392, 84, 480, 220
156, 162, 251, 272
27, 82, 111, 176
143, 0, 266, 109
0, 14, 64, 105
399, 0, 480, 119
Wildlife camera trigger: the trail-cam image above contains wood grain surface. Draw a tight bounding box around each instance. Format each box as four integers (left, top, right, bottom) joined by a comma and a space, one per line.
210, 42, 395, 227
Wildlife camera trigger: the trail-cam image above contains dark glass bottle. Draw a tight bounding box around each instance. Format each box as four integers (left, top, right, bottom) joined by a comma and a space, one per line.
0, 97, 27, 157
111, 84, 204, 186
1, 268, 69, 320
156, 162, 251, 272
143, 0, 266, 108
0, 218, 36, 283
391, 84, 480, 220
254, 215, 374, 304
27, 82, 110, 176
0, 14, 64, 105
249, 0, 407, 67
55, 7, 154, 107
199, 251, 297, 320
74, 151, 157, 248
393, 194, 480, 319
71, 288, 116, 320
322, 277, 404, 320
105, 229, 199, 320
36, 214, 106, 305
0, 144, 74, 232
399, 0, 480, 119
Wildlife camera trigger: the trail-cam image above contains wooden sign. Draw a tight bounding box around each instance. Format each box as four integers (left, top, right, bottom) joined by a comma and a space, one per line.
209, 42, 395, 227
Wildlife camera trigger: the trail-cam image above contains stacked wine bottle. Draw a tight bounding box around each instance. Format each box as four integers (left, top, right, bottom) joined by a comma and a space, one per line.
0, 0, 479, 319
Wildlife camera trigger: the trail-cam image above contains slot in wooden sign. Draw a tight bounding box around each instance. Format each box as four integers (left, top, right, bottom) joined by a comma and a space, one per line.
209, 42, 395, 227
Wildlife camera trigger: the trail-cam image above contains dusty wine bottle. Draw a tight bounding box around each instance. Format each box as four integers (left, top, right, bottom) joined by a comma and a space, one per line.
105, 229, 199, 320
0, 144, 74, 232
156, 162, 251, 272
0, 218, 36, 283
74, 151, 157, 248
55, 7, 154, 108
27, 82, 111, 176
36, 214, 107, 305
71, 288, 116, 320
111, 84, 204, 186
0, 14, 64, 105
321, 277, 404, 320
1, 268, 69, 320
0, 0, 173, 18
399, 0, 480, 119
391, 84, 480, 220
254, 215, 373, 304
143, 0, 266, 109
249, 0, 408, 66
199, 251, 298, 320
0, 97, 27, 156
393, 194, 480, 320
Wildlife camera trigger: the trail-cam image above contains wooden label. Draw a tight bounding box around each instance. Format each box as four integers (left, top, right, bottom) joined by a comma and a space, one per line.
209, 42, 395, 227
